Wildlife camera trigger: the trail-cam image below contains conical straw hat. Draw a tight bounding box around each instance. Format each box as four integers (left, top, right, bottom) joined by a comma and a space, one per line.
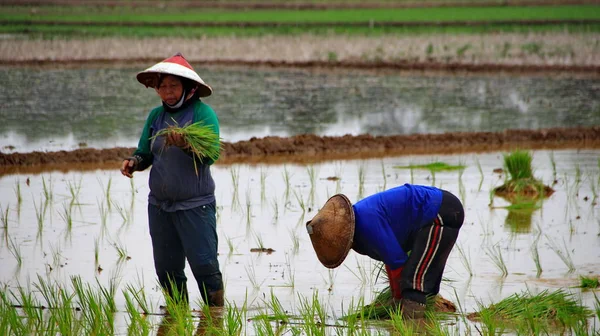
306, 194, 355, 268
136, 53, 212, 97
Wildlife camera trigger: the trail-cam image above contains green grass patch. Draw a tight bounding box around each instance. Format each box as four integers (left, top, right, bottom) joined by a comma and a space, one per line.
2, 22, 599, 38
471, 289, 591, 331
2, 5, 600, 23
394, 162, 466, 173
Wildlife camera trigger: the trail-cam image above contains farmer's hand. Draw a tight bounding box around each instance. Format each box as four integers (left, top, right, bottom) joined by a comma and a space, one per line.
165, 128, 188, 148
120, 157, 138, 178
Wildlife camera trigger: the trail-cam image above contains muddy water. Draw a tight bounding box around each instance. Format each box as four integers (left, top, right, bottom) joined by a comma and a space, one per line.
0, 148, 598, 333
1, 66, 599, 153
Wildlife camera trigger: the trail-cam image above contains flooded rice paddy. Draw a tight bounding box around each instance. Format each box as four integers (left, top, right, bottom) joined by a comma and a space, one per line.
0, 65, 599, 334
0, 149, 599, 334
0, 66, 599, 152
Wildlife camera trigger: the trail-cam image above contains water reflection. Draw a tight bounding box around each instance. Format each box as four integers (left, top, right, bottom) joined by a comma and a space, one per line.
0, 66, 598, 152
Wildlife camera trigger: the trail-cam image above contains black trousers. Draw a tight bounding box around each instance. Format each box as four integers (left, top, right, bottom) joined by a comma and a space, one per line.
400, 190, 464, 304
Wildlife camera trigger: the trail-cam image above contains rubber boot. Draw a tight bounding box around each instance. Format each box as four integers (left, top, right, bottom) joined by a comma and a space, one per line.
401, 299, 426, 319
207, 289, 224, 307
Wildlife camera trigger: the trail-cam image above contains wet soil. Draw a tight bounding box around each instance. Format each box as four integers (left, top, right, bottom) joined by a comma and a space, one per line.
1, 126, 599, 175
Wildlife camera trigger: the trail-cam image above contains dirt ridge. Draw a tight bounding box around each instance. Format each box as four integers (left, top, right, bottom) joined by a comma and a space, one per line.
1, 127, 599, 174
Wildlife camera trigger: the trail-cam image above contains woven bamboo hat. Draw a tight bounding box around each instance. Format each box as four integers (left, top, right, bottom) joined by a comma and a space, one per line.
136, 53, 212, 97
306, 194, 355, 269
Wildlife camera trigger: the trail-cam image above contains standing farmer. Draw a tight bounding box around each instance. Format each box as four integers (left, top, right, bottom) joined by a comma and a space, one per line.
120, 53, 224, 307
306, 183, 464, 318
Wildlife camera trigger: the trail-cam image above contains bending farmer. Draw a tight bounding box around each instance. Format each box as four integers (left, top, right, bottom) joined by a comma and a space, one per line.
120, 53, 224, 307
306, 183, 464, 318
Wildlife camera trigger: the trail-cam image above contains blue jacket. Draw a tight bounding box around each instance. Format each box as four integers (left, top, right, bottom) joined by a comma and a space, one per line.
133, 99, 220, 212
351, 184, 443, 269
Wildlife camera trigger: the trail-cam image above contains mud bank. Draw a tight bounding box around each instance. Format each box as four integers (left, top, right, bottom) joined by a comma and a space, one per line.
1, 127, 599, 175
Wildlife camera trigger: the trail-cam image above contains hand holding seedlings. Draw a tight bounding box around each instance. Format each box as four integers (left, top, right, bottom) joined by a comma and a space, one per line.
164, 127, 189, 149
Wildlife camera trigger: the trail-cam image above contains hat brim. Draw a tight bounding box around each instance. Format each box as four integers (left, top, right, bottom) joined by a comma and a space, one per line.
136, 63, 212, 98
306, 194, 355, 268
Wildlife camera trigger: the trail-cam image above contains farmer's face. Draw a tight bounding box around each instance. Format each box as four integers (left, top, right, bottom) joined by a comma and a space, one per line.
157, 75, 184, 105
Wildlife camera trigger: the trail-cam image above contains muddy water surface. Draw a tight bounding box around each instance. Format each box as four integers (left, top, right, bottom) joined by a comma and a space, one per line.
0, 148, 598, 333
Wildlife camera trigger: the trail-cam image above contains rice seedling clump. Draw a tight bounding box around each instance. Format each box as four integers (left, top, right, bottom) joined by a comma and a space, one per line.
152, 121, 221, 174
494, 150, 554, 201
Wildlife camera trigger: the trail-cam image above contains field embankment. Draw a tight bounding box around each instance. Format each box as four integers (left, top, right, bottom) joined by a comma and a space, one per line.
1, 126, 599, 175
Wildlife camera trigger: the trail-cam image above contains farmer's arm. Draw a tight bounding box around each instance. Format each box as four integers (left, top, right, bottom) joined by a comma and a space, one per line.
131, 107, 162, 171
193, 101, 220, 165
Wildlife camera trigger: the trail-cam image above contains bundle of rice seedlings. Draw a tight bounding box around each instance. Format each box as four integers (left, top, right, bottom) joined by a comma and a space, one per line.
469, 289, 591, 329
494, 150, 553, 201
152, 121, 221, 174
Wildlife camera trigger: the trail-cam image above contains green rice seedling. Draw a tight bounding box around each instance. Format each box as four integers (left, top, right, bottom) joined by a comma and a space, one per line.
14, 284, 44, 332
284, 253, 295, 288
222, 301, 245, 336
577, 275, 599, 289
545, 235, 575, 273
394, 161, 466, 172
112, 239, 129, 261
381, 160, 387, 191
594, 292, 600, 320
486, 245, 508, 277
298, 292, 326, 336
97, 199, 108, 230
255, 290, 290, 324
8, 237, 22, 267
458, 168, 466, 204
71, 276, 112, 335
225, 235, 235, 254
245, 188, 252, 226
307, 165, 317, 192
574, 163, 582, 192
252, 231, 265, 250
504, 151, 533, 180
474, 297, 506, 336
260, 168, 267, 204
0, 203, 9, 231
345, 257, 372, 285
357, 164, 365, 200
13, 181, 22, 208
66, 177, 82, 205
111, 200, 130, 225
282, 165, 292, 202
230, 166, 240, 211
531, 240, 542, 278
475, 157, 484, 192
271, 197, 279, 224
293, 189, 306, 214
124, 281, 151, 315
161, 278, 194, 335
488, 184, 495, 207
0, 288, 26, 335
390, 307, 416, 335
34, 275, 80, 335
152, 120, 220, 175
33, 197, 46, 238
49, 242, 63, 268
94, 236, 100, 266
456, 244, 473, 276
42, 176, 53, 202
59, 202, 73, 232
123, 290, 151, 335
288, 228, 299, 255
549, 151, 557, 180
473, 289, 591, 332
245, 261, 264, 290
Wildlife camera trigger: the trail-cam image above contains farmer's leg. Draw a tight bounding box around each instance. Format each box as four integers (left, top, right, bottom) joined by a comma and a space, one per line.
174, 202, 224, 307
148, 204, 189, 304
400, 190, 464, 304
